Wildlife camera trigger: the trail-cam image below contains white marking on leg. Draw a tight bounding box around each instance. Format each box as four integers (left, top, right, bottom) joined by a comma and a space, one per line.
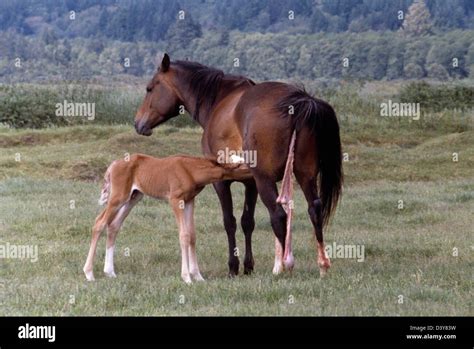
103, 204, 130, 278
104, 245, 116, 278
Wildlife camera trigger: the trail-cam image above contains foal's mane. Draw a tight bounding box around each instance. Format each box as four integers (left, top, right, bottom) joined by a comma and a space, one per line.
174, 60, 255, 122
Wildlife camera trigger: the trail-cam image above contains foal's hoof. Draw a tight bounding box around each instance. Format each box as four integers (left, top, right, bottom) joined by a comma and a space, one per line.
182, 277, 193, 284
192, 274, 205, 282
84, 270, 95, 282
104, 271, 117, 278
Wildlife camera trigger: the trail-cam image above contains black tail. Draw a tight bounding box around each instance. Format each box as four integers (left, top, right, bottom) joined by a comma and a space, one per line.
278, 87, 343, 227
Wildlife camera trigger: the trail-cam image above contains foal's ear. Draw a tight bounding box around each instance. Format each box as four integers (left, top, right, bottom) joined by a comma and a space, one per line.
160, 53, 170, 72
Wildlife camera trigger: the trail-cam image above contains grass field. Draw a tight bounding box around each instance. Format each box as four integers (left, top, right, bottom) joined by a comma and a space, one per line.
0, 121, 473, 316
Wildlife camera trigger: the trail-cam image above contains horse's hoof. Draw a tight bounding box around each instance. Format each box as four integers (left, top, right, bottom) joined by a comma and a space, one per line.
84, 270, 95, 282
318, 262, 330, 277
319, 267, 328, 277
243, 260, 254, 275
192, 274, 205, 282
272, 264, 284, 275
283, 255, 295, 272
228, 259, 240, 277
104, 271, 117, 278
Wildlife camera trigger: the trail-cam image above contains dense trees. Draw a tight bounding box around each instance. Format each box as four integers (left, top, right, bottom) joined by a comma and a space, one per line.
0, 0, 473, 39
0, 0, 473, 82
1, 29, 473, 83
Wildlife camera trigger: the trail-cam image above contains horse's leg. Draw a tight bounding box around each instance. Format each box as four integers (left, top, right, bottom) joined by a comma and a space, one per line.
171, 198, 192, 284
295, 173, 331, 276
83, 210, 107, 281
241, 179, 257, 275
213, 180, 239, 277
83, 203, 121, 281
103, 191, 143, 278
253, 175, 287, 275
185, 199, 204, 281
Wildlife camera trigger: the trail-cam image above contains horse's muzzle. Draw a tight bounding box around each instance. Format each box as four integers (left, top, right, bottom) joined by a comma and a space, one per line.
135, 120, 152, 136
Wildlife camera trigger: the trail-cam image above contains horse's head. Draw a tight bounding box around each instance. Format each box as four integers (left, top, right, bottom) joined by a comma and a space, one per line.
135, 54, 181, 136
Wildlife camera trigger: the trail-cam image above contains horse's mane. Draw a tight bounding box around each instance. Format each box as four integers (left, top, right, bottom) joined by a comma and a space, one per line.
174, 60, 255, 122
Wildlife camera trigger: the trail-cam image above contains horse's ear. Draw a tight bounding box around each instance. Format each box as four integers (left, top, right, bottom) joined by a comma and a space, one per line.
160, 53, 170, 72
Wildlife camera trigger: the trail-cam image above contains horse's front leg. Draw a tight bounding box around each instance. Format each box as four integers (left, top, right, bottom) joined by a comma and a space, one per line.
213, 180, 239, 277
241, 179, 258, 274
171, 198, 192, 284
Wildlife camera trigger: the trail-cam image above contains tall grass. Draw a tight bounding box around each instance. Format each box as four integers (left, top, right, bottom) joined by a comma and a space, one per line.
0, 81, 472, 132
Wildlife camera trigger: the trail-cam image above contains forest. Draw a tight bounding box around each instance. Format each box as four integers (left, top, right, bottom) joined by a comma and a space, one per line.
0, 0, 473, 82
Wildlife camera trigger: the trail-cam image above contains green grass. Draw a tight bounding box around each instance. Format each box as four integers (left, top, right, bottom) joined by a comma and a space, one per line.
0, 124, 473, 316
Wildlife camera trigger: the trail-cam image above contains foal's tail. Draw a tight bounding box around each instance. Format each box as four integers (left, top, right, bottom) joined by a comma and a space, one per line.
278, 87, 343, 227
98, 161, 115, 206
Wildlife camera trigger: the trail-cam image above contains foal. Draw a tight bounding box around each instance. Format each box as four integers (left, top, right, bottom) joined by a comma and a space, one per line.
83, 154, 249, 283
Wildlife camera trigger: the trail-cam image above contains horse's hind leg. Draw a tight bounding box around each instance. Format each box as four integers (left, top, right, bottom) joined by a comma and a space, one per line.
103, 191, 143, 278
295, 172, 331, 277
241, 179, 257, 274
84, 201, 123, 281
213, 180, 239, 277
253, 175, 287, 275
83, 210, 107, 281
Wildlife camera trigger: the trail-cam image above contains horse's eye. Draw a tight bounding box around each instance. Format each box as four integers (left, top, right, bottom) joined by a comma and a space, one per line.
146, 86, 152, 92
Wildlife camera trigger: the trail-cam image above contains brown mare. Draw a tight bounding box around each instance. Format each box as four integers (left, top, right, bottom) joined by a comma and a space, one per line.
134, 54, 343, 277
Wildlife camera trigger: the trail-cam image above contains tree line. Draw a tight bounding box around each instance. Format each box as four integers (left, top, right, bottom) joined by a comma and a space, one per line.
1, 29, 473, 82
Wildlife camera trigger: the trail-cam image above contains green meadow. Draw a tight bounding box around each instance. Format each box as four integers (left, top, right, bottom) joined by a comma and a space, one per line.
0, 106, 473, 315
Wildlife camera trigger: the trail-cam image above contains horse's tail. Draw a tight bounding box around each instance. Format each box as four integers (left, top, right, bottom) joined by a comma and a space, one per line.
278, 87, 343, 227
98, 161, 116, 206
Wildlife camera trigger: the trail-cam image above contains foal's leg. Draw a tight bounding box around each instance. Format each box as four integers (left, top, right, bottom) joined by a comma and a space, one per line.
213, 180, 239, 277
184, 199, 204, 281
241, 179, 257, 274
171, 198, 192, 284
83, 211, 107, 281
253, 175, 287, 275
295, 173, 331, 277
83, 203, 120, 281
104, 192, 143, 278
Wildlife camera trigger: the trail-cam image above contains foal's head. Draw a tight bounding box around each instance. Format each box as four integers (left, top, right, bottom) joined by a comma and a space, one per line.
135, 54, 182, 136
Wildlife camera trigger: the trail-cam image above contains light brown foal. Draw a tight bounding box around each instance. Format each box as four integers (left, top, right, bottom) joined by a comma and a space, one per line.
83, 153, 250, 283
